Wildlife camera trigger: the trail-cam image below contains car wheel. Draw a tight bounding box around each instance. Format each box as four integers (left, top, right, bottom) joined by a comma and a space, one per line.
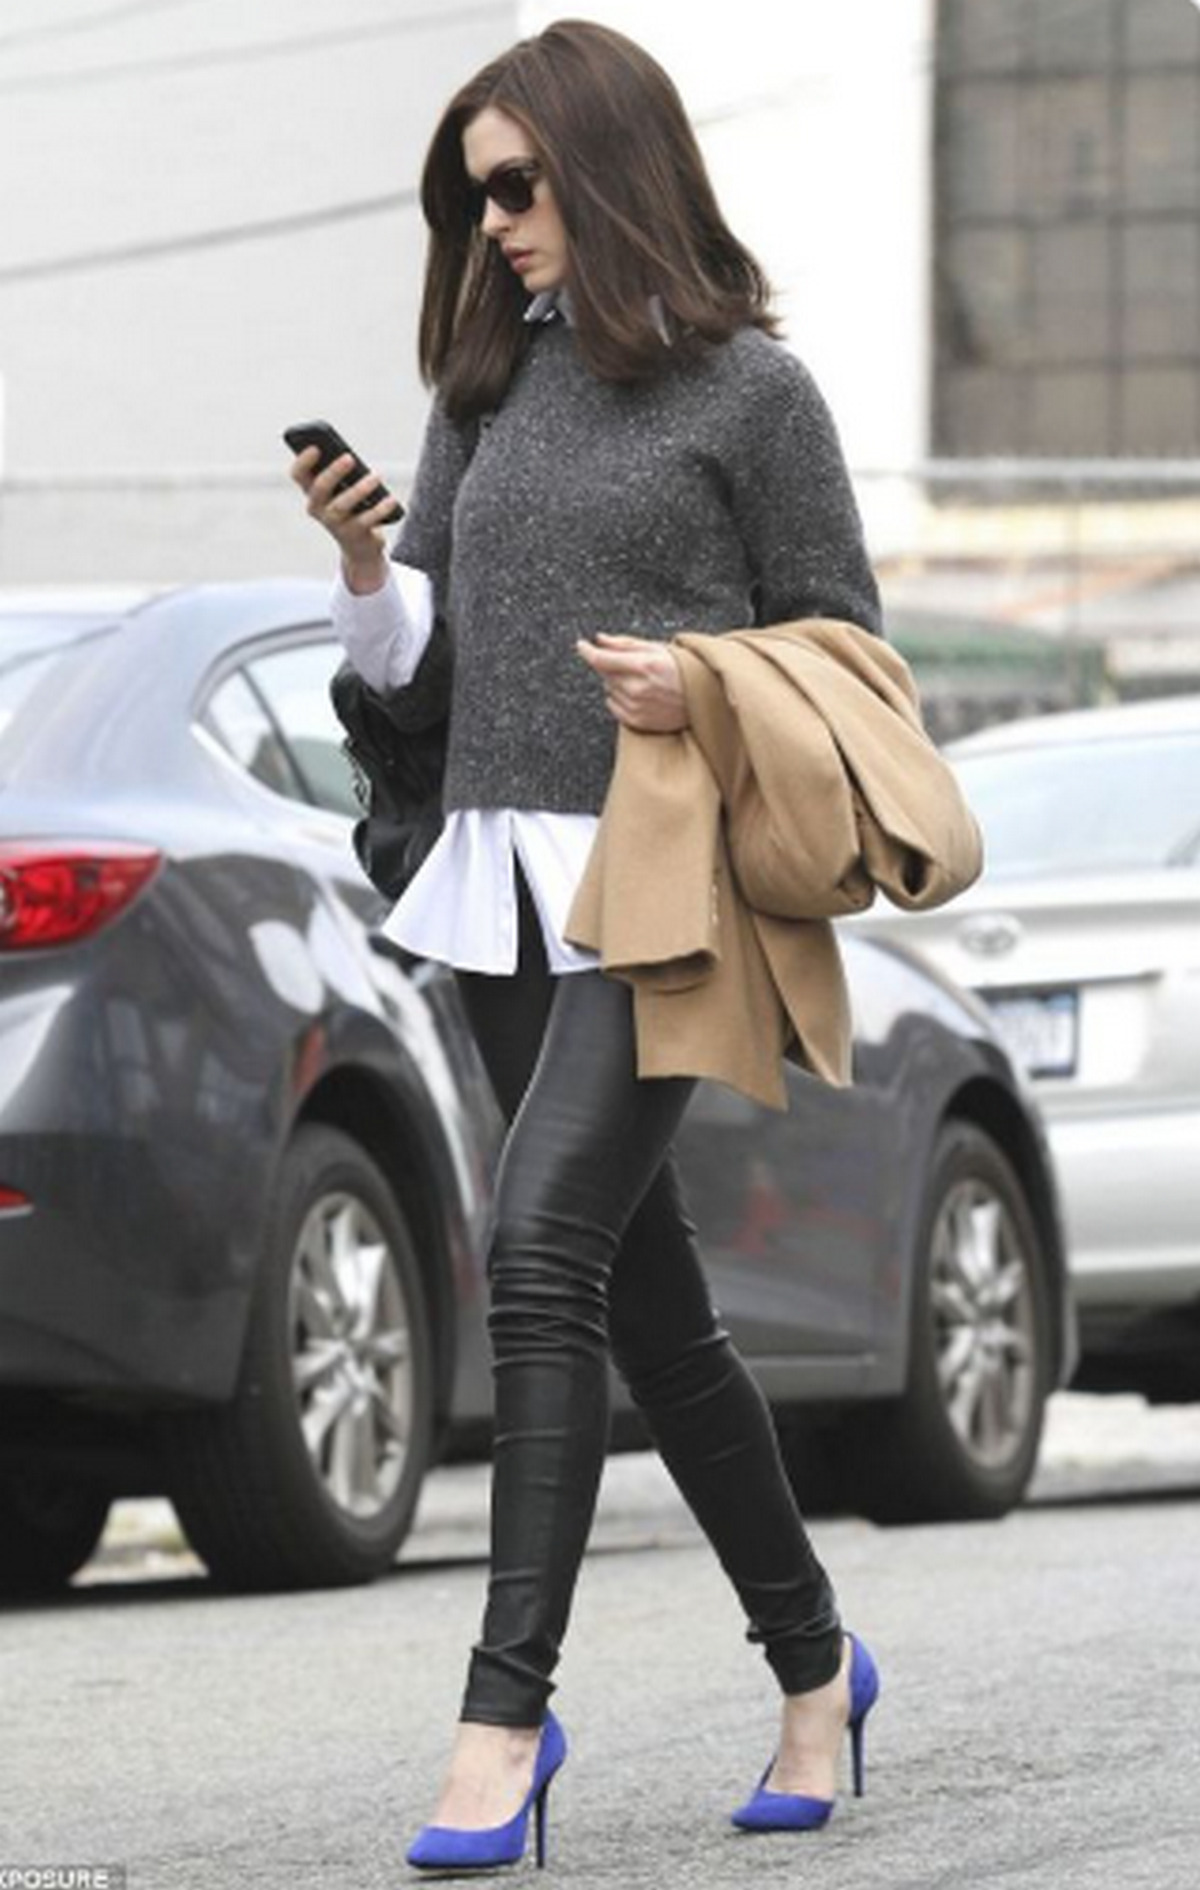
161, 1124, 435, 1591
0, 1472, 111, 1595
847, 1120, 1051, 1524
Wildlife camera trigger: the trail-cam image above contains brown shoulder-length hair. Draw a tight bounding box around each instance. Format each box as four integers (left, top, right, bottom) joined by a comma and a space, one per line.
418, 18, 780, 420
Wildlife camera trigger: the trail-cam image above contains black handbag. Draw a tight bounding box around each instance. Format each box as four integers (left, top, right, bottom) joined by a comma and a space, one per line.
329, 643, 448, 902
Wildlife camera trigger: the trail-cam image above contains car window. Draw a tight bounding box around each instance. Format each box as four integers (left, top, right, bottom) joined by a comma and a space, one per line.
243, 643, 360, 818
955, 732, 1200, 877
204, 669, 310, 802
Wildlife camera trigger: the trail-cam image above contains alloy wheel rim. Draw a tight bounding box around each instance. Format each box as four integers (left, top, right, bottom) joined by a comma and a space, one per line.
288, 1191, 413, 1519
929, 1177, 1036, 1471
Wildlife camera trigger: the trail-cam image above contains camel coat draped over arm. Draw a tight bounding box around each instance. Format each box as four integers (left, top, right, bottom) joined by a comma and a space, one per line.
565, 618, 983, 1111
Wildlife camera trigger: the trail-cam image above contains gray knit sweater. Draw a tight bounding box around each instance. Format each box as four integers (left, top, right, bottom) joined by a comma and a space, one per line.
392, 316, 881, 814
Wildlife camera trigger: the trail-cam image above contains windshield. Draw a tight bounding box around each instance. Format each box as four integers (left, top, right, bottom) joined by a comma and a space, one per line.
0, 618, 116, 738
954, 731, 1200, 878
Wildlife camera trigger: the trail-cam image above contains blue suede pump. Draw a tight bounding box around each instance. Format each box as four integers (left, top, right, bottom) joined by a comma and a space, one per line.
730, 1635, 880, 1833
406, 1711, 568, 1872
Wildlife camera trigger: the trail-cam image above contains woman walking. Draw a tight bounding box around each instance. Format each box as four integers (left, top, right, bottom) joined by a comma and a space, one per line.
292, 19, 881, 1870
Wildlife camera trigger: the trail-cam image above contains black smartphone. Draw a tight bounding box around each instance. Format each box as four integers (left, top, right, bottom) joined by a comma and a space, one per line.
283, 420, 403, 521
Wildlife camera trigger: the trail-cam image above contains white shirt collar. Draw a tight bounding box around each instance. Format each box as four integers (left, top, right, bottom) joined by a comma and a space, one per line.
522, 287, 671, 345
524, 288, 572, 326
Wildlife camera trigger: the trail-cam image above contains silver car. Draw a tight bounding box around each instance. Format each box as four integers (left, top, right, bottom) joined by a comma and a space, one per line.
850, 692, 1200, 1400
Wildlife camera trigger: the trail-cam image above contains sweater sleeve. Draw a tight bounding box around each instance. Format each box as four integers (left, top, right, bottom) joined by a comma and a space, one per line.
389, 392, 477, 620
725, 341, 883, 637
370, 392, 477, 729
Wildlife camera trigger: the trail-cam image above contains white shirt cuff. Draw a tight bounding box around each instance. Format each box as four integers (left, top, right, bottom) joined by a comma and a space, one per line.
329, 560, 436, 693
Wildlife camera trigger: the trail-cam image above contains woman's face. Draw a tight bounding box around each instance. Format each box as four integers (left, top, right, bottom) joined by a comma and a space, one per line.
462, 106, 568, 297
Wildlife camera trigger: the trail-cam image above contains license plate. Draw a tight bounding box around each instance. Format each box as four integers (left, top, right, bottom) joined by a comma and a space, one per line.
985, 989, 1078, 1079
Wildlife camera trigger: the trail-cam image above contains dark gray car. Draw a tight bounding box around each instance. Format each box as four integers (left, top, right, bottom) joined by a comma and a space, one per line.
0, 581, 1074, 1595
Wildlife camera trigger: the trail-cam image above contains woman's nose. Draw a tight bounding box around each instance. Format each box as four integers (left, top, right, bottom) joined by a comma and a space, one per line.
481, 197, 512, 240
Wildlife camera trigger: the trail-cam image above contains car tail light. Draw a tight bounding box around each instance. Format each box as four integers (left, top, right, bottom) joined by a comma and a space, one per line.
0, 843, 163, 951
0, 1186, 32, 1215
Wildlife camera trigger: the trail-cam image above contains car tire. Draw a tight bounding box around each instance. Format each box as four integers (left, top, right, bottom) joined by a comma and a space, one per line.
843, 1120, 1052, 1524
0, 1472, 111, 1595
160, 1124, 435, 1591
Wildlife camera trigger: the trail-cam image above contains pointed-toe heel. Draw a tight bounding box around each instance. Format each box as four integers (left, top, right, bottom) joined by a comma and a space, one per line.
730, 1633, 879, 1834
406, 1711, 567, 1872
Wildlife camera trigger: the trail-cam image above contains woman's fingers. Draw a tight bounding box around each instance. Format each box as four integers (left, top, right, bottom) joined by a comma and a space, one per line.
288, 444, 322, 490
290, 447, 350, 507
576, 638, 667, 688
575, 638, 650, 680
292, 453, 390, 544
305, 453, 361, 513
361, 489, 403, 527
575, 635, 687, 732
288, 448, 394, 570
324, 467, 387, 522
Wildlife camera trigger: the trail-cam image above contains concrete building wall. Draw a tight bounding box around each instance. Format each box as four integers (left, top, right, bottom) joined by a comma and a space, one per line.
0, 0, 519, 583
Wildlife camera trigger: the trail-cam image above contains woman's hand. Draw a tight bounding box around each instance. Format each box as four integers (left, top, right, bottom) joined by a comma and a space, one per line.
576, 632, 689, 733
288, 446, 396, 595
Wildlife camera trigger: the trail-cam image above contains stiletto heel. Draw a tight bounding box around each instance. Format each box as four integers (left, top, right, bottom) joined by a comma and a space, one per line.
406, 1711, 567, 1872
850, 1709, 867, 1797
730, 1634, 879, 1833
534, 1780, 550, 1868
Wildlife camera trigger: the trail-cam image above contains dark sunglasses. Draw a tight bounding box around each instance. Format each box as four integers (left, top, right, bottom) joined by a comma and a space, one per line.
465, 160, 542, 226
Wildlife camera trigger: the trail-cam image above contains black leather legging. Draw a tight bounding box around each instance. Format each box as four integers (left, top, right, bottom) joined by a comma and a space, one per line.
454, 875, 841, 1726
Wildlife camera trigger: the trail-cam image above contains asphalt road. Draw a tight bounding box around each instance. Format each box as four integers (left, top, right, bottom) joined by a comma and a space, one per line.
4, 1395, 1200, 1890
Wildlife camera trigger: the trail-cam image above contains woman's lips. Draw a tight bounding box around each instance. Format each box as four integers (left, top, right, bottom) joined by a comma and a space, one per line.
505, 249, 535, 274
